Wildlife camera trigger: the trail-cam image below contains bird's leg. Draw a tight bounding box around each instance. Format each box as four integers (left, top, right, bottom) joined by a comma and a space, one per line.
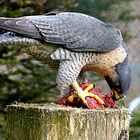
56, 60, 104, 106
71, 80, 104, 106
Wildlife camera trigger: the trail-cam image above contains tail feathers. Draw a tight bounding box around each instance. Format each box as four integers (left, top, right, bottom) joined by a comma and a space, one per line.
0, 31, 40, 46
0, 17, 42, 39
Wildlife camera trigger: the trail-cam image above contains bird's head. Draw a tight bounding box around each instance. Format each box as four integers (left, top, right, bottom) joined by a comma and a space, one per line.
105, 57, 131, 101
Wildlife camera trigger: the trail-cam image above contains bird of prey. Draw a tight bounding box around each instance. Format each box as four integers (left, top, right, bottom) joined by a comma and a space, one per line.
0, 12, 131, 106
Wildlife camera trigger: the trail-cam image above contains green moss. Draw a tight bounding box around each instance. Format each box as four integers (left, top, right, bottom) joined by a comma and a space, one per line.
6, 103, 131, 140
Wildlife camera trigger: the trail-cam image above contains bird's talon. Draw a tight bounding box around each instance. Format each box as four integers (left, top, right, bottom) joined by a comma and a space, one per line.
79, 87, 104, 105
84, 84, 104, 105
68, 93, 77, 102
83, 103, 88, 109
84, 84, 94, 92
72, 81, 104, 107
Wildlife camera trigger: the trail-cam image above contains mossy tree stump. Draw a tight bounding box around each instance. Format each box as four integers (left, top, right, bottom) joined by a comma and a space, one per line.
6, 103, 131, 140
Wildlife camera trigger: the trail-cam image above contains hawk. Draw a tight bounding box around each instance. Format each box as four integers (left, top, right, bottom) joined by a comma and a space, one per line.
0, 12, 131, 106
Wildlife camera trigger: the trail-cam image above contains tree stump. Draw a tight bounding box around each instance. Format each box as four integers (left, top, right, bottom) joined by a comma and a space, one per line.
6, 103, 131, 140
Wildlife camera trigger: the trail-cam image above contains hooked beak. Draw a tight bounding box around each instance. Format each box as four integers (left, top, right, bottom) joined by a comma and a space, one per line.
111, 90, 125, 101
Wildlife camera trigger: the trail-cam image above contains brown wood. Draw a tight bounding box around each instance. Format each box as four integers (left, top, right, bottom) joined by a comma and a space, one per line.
6, 103, 131, 140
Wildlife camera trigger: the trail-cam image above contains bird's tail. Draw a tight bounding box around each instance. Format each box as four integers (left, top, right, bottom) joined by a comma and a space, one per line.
0, 16, 44, 48
0, 17, 41, 39
0, 30, 40, 46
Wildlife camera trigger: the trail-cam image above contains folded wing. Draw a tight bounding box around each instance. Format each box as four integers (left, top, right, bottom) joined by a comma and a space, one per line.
0, 12, 123, 52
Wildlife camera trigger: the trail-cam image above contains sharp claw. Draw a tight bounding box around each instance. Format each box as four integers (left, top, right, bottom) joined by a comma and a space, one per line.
80, 94, 88, 105
83, 103, 88, 109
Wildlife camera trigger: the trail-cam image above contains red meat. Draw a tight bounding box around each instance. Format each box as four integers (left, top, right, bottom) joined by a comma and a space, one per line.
58, 80, 118, 109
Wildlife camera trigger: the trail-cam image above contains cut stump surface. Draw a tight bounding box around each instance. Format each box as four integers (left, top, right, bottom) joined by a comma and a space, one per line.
6, 103, 131, 140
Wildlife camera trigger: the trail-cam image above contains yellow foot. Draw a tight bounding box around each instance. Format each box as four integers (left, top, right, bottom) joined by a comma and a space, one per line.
71, 81, 104, 107
68, 93, 77, 102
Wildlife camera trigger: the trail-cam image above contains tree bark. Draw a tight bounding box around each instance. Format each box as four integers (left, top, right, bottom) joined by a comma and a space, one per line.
6, 103, 131, 140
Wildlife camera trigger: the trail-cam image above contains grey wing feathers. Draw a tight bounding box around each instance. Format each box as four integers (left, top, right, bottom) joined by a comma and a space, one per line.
0, 17, 42, 39
0, 12, 123, 52
32, 12, 123, 52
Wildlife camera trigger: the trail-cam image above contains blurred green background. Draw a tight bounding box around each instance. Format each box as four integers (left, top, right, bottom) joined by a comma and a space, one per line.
0, 0, 140, 139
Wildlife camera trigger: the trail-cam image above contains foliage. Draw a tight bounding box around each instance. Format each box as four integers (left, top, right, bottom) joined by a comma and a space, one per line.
130, 111, 140, 140
0, 113, 5, 140
0, 44, 58, 110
